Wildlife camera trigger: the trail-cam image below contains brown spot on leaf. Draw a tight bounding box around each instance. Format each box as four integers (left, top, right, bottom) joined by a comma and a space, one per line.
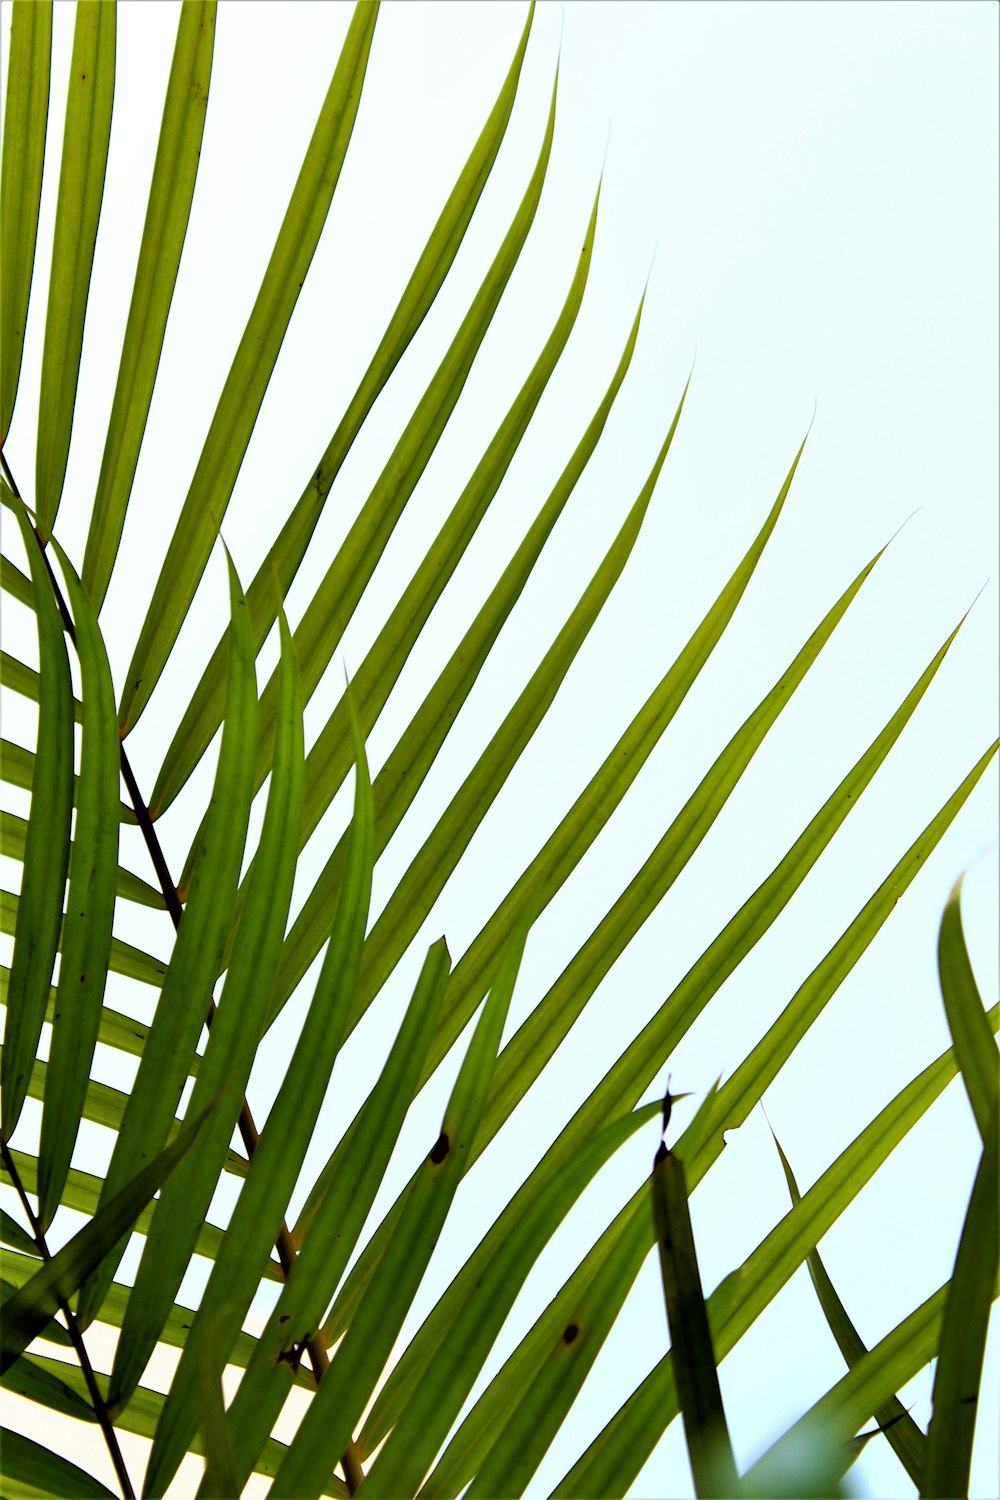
429, 1132, 449, 1164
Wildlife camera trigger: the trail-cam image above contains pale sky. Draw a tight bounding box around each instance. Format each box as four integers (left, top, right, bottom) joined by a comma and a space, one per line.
1, 3, 997, 1497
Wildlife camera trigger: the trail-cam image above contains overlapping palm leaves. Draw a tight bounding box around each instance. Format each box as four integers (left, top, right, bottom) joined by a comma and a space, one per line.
0, 3, 996, 1498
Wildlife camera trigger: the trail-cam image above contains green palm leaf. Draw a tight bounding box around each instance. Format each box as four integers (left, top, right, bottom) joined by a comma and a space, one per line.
0, 1429, 115, 1500
154, 10, 545, 827
0, 810, 162, 906
0, 1147, 271, 1281
143, 701, 377, 1499
117, 0, 378, 735
0, 0, 51, 444
33, 0, 114, 536
82, 0, 216, 608
76, 555, 259, 1331
649, 1109, 740, 1500
36, 539, 119, 1229
769, 1124, 926, 1487
922, 882, 1000, 1497
357, 1100, 663, 1499
0, 5, 994, 1495
107, 610, 304, 1409
1, 1104, 208, 1373
555, 1001, 1000, 1497
0, 496, 73, 1138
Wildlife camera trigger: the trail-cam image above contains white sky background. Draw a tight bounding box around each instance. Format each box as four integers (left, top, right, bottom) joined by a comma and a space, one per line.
1, 1, 998, 1496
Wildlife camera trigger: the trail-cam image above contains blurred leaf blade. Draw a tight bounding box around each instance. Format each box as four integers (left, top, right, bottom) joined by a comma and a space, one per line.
197, 1318, 240, 1500
747, 1246, 999, 1500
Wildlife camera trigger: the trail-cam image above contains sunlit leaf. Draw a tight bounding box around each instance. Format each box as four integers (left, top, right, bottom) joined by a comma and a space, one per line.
0, 1428, 115, 1500
0, 0, 51, 443
151, 4, 539, 821
1, 1104, 209, 1373
76, 556, 258, 1331
34, 0, 115, 535
118, 1, 379, 734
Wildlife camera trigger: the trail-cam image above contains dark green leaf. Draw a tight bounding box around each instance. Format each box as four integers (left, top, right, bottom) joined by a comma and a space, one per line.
651, 1136, 740, 1499
118, 1, 379, 734
922, 1124, 999, 1494
2, 1347, 97, 1424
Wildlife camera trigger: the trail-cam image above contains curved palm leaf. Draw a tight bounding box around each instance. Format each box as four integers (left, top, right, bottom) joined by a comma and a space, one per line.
0, 4, 995, 1498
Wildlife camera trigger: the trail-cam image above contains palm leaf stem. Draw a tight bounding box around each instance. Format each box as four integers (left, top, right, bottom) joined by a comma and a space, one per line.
0, 1139, 134, 1500
5, 458, 363, 1494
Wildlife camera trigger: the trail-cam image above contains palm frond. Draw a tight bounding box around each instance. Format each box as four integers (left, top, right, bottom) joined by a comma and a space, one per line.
0, 3, 995, 1497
